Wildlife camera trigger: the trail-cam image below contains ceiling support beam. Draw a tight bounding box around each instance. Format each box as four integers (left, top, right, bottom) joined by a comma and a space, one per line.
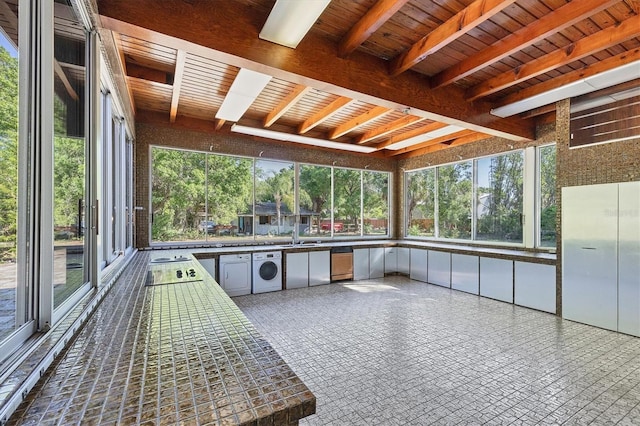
297, 96, 352, 133
169, 49, 186, 123
338, 0, 410, 58
385, 130, 475, 156
356, 114, 424, 144
493, 48, 640, 111
214, 118, 225, 131
327, 106, 391, 139
389, 0, 517, 76
263, 84, 310, 127
430, 0, 620, 89
466, 14, 640, 101
98, 2, 535, 141
374, 122, 445, 150
394, 132, 488, 159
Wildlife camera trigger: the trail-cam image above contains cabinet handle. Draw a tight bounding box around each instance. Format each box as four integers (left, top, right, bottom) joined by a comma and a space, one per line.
581, 247, 597, 250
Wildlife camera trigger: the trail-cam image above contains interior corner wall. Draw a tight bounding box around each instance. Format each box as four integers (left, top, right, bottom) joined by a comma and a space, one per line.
134, 121, 395, 248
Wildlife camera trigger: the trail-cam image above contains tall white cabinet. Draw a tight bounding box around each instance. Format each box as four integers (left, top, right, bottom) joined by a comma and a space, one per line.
562, 182, 640, 336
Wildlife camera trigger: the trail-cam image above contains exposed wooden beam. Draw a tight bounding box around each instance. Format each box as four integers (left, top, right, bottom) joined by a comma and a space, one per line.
385, 130, 475, 156
328, 106, 391, 139
54, 60, 80, 101
298, 96, 353, 134
214, 118, 226, 131
111, 31, 137, 114
356, 115, 425, 144
394, 132, 488, 159
98, 3, 535, 141
494, 48, 640, 111
338, 0, 410, 58
389, 0, 517, 76
264, 84, 310, 127
466, 14, 640, 101
430, 0, 620, 89
374, 121, 446, 150
169, 50, 186, 123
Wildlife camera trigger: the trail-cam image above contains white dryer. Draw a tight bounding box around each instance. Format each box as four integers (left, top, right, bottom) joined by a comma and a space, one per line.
252, 251, 282, 294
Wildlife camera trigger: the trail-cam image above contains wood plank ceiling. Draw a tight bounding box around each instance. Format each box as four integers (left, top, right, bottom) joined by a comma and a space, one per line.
95, 0, 640, 159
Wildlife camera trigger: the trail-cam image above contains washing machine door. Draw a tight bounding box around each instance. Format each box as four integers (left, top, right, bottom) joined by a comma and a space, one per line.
259, 261, 279, 281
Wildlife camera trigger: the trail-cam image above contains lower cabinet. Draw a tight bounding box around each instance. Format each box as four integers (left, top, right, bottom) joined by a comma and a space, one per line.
397, 247, 410, 275
286, 252, 309, 289
353, 248, 370, 280
309, 251, 330, 286
480, 258, 513, 303
369, 247, 385, 279
428, 251, 451, 288
410, 248, 428, 282
384, 247, 397, 273
514, 262, 555, 313
451, 254, 479, 295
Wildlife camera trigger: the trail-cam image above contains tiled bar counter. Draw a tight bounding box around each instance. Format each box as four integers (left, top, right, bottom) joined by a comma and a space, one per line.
5, 251, 315, 425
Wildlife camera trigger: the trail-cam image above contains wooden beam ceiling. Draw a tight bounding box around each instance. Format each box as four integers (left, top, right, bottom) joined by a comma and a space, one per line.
98, 1, 536, 142
338, 0, 410, 58
466, 13, 640, 101
297, 96, 353, 134
327, 106, 391, 139
389, 0, 517, 77
169, 50, 186, 123
430, 0, 620, 89
263, 84, 310, 127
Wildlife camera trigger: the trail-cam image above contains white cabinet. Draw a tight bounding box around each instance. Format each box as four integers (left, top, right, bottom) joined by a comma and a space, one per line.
428, 251, 450, 287
309, 251, 330, 286
384, 247, 397, 273
515, 262, 555, 314
451, 254, 479, 295
618, 181, 640, 337
219, 254, 251, 297
369, 247, 385, 279
410, 249, 428, 282
286, 252, 309, 289
397, 247, 410, 275
353, 248, 370, 280
197, 257, 216, 279
562, 184, 618, 331
480, 258, 513, 303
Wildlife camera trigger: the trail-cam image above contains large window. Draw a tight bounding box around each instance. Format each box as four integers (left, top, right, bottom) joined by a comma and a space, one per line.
363, 171, 389, 236
476, 151, 524, 243
0, 7, 20, 344
406, 147, 555, 248
150, 148, 391, 244
255, 159, 294, 239
438, 162, 472, 239
538, 145, 556, 247
406, 168, 435, 237
299, 164, 331, 237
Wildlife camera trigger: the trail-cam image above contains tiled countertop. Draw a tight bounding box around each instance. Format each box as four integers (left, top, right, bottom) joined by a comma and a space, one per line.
7, 251, 315, 425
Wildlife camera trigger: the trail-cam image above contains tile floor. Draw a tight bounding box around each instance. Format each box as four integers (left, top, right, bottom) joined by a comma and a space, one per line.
235, 276, 640, 425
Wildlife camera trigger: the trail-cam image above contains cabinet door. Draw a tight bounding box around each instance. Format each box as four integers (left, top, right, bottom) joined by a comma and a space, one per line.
618, 182, 640, 337
353, 248, 370, 280
198, 258, 216, 280
397, 248, 410, 275
562, 184, 618, 331
480, 258, 513, 303
410, 249, 428, 282
428, 251, 450, 287
451, 254, 479, 294
514, 262, 555, 314
221, 261, 251, 296
286, 252, 309, 289
309, 251, 330, 286
369, 247, 385, 279
384, 247, 397, 273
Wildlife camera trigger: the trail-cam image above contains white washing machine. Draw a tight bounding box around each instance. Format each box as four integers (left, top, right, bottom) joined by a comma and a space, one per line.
252, 251, 282, 294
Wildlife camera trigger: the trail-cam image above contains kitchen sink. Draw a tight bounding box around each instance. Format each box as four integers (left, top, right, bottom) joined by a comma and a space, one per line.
150, 255, 192, 264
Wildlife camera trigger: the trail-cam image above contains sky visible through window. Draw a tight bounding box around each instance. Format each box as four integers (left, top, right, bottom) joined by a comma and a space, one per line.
0, 30, 17, 57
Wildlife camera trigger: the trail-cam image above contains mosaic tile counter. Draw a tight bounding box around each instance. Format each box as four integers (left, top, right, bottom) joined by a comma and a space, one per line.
8, 251, 315, 425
